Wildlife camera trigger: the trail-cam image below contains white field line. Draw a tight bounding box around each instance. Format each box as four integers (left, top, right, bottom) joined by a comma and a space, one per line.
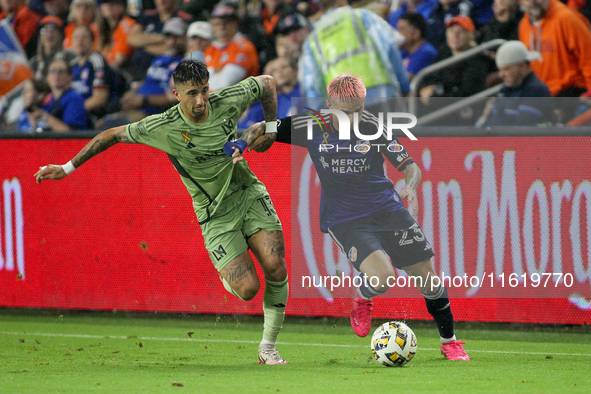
1, 331, 590, 357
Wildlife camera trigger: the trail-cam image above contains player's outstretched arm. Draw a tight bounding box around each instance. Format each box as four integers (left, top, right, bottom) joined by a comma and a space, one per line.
254, 75, 278, 124
34, 125, 130, 184
399, 162, 421, 218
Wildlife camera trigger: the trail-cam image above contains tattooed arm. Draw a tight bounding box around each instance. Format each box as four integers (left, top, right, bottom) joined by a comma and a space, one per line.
399, 162, 422, 218
34, 125, 131, 184
254, 75, 278, 123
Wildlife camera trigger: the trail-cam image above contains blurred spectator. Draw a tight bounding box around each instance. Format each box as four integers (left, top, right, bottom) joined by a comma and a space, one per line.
42, 0, 71, 24
388, 0, 437, 30
275, 13, 310, 56
204, 2, 259, 90
0, 0, 42, 57
126, 0, 157, 18
302, 0, 409, 99
519, 0, 591, 98
426, 0, 473, 50
238, 56, 300, 128
185, 21, 213, 62
29, 16, 75, 80
64, 0, 100, 50
397, 12, 438, 80
260, 0, 295, 35
567, 0, 591, 23
419, 16, 491, 123
481, 0, 522, 42
70, 24, 114, 117
471, 0, 493, 26
117, 17, 185, 120
477, 40, 552, 127
240, 0, 295, 69
98, 0, 136, 70
420, 16, 490, 99
31, 58, 89, 131
127, 0, 192, 80
16, 79, 51, 132
275, 33, 299, 59
182, 0, 217, 21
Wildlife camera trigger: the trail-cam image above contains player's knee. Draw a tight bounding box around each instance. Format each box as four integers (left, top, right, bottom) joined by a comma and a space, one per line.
236, 283, 260, 301
263, 257, 287, 282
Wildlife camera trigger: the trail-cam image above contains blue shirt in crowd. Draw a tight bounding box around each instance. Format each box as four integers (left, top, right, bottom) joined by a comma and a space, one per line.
400, 41, 438, 76
136, 54, 183, 115
41, 89, 89, 130
484, 72, 553, 127
388, 0, 438, 30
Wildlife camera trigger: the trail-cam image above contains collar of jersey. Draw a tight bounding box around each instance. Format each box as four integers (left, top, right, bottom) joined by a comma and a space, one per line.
176, 102, 213, 129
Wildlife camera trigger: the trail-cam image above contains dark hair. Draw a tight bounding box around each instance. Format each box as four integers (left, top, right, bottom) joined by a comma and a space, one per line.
31, 79, 52, 95
172, 60, 210, 85
399, 12, 427, 40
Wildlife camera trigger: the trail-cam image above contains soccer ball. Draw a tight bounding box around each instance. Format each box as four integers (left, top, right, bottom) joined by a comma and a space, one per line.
370, 321, 417, 367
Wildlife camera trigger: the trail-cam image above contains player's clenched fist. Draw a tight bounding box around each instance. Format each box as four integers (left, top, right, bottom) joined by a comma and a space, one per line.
243, 121, 276, 153
34, 164, 67, 184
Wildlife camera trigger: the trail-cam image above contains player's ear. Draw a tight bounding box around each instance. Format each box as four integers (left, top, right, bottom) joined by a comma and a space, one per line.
326, 99, 332, 109
172, 88, 181, 102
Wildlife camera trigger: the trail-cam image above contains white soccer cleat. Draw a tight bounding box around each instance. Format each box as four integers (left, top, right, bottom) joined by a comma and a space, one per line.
258, 344, 288, 365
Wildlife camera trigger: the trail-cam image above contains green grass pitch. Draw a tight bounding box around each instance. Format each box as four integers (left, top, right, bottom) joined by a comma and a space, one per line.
0, 310, 589, 393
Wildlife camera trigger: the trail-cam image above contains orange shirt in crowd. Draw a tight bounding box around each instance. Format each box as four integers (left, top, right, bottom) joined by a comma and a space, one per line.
63, 22, 100, 50
0, 4, 41, 48
204, 33, 259, 78
101, 16, 136, 65
519, 0, 591, 95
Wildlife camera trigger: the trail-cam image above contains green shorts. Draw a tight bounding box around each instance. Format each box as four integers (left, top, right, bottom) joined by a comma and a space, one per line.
200, 182, 283, 271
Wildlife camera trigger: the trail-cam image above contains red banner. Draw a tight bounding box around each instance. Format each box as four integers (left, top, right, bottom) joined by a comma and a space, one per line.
0, 137, 590, 325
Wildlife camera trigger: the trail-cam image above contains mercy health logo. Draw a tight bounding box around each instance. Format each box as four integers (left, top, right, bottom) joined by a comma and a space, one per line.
303, 108, 418, 152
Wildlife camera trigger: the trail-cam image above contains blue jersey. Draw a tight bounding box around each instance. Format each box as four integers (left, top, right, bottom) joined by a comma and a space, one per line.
41, 88, 89, 130
400, 41, 438, 76
277, 111, 414, 232
137, 54, 182, 115
71, 52, 111, 101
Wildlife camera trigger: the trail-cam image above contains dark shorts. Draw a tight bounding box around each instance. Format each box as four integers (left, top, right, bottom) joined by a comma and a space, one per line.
327, 210, 435, 270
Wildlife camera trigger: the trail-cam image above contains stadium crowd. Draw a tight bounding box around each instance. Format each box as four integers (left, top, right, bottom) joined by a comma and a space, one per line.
2, 0, 591, 131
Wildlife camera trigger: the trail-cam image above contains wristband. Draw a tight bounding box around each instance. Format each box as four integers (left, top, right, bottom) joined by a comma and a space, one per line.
62, 161, 76, 175
265, 120, 278, 134
223, 139, 248, 156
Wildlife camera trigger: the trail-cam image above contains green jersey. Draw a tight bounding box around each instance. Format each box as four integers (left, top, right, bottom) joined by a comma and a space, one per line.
126, 77, 265, 224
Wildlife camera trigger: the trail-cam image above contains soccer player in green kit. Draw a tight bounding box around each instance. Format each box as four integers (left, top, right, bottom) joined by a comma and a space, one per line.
34, 60, 289, 365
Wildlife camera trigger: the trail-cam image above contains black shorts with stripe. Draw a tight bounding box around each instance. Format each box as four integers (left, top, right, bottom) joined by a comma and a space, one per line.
327, 210, 435, 270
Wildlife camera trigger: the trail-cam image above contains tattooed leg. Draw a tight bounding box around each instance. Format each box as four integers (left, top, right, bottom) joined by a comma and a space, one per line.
248, 230, 288, 344
219, 251, 260, 301
248, 230, 287, 282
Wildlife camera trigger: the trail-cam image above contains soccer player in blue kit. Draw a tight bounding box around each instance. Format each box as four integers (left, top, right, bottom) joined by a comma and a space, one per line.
243, 73, 470, 360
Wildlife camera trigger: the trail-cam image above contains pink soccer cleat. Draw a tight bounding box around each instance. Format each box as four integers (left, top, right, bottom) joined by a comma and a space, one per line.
350, 298, 374, 337
258, 344, 287, 365
441, 340, 471, 361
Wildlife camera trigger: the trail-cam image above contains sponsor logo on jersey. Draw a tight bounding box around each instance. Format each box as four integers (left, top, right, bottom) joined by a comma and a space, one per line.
388, 141, 404, 152
348, 246, 357, 262
356, 140, 371, 154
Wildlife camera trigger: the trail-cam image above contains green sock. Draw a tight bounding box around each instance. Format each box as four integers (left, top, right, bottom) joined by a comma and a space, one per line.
262, 276, 288, 343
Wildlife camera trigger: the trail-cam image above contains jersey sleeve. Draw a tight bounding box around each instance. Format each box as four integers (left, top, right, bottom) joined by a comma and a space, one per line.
125, 112, 174, 153
277, 115, 309, 147
363, 111, 414, 171
214, 76, 264, 116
